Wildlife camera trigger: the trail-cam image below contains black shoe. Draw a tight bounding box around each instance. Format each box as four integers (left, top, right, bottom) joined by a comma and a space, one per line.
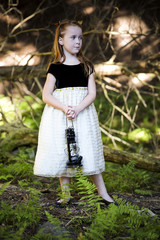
100, 198, 118, 207
55, 199, 71, 208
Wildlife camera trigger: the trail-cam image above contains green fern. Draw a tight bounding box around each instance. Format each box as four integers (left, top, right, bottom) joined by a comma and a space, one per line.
56, 183, 73, 202
0, 191, 42, 239
134, 189, 152, 196
15, 193, 42, 227
103, 161, 151, 193
75, 170, 102, 212
79, 197, 160, 240
31, 229, 53, 240
0, 181, 11, 195
80, 205, 119, 240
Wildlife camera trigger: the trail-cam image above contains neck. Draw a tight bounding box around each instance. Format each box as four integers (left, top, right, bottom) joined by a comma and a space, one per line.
62, 49, 80, 65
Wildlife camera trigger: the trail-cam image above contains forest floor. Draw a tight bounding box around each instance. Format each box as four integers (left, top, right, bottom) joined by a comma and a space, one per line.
1, 177, 160, 238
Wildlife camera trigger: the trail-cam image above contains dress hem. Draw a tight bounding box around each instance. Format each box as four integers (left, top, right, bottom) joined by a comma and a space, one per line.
34, 169, 105, 178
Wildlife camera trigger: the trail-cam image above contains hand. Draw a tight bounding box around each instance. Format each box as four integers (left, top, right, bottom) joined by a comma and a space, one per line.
66, 106, 75, 120
67, 106, 81, 119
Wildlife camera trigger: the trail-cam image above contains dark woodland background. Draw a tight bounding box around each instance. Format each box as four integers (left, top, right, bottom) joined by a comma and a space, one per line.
0, 0, 160, 239
0, 0, 159, 65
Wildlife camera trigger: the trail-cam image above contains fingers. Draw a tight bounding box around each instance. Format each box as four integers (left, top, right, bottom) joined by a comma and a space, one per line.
66, 109, 75, 119
66, 106, 78, 119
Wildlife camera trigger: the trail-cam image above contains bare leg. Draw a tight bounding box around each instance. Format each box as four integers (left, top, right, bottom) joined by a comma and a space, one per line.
90, 173, 114, 202
59, 177, 71, 202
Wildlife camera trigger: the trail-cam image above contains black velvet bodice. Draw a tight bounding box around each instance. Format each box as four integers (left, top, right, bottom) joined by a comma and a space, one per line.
47, 62, 91, 89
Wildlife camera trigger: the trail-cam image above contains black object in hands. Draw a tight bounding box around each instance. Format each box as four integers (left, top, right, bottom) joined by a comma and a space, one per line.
65, 127, 83, 168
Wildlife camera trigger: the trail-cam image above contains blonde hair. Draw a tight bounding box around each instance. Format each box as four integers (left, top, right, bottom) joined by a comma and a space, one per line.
52, 19, 93, 76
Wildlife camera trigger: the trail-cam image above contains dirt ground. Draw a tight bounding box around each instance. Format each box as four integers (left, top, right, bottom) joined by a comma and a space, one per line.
1, 179, 160, 238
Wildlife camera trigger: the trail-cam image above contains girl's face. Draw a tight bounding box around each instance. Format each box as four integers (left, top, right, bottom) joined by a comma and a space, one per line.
59, 25, 82, 56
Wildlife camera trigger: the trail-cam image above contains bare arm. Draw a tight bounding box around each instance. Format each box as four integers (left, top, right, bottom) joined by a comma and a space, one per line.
42, 73, 69, 113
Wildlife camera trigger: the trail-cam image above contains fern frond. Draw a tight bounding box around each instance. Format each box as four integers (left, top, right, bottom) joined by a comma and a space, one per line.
75, 170, 102, 212
0, 181, 11, 195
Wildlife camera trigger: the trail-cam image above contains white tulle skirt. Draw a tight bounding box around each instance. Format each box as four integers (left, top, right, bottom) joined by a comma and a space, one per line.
34, 87, 105, 177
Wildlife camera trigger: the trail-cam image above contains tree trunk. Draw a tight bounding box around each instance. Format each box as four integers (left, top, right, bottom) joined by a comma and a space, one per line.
104, 146, 160, 172
0, 123, 38, 153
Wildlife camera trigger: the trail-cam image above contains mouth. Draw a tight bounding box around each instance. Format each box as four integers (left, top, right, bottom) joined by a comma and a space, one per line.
74, 47, 80, 50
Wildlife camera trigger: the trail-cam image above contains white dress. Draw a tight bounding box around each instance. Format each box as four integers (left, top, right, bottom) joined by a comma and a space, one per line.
34, 87, 105, 177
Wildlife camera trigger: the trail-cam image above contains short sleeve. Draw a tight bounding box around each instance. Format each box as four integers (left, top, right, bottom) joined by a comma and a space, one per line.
46, 63, 56, 76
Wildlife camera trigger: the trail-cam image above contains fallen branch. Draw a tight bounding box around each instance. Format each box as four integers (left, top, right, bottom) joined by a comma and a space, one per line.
0, 123, 38, 153
0, 123, 159, 172
104, 146, 160, 172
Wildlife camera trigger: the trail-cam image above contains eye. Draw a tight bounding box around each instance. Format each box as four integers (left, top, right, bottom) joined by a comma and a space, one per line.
79, 36, 83, 40
71, 35, 76, 39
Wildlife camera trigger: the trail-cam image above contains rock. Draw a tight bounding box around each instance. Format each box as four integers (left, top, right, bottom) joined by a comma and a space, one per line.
38, 221, 76, 239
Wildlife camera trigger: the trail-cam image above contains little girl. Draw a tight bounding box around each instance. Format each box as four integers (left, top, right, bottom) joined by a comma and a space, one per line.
34, 19, 116, 207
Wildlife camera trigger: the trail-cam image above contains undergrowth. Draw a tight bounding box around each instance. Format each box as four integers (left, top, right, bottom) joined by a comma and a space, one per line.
0, 145, 160, 239
0, 189, 42, 240
72, 170, 160, 240
74, 170, 102, 213
79, 198, 160, 240
103, 161, 152, 193
0, 161, 160, 239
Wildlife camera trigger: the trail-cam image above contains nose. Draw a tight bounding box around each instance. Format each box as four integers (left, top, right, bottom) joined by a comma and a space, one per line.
76, 37, 80, 45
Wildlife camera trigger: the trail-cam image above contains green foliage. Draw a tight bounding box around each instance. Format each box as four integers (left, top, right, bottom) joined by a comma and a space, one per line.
0, 147, 35, 182
75, 170, 102, 213
8, 147, 36, 161
134, 189, 153, 196
16, 193, 41, 226
128, 128, 152, 143
0, 94, 44, 129
31, 229, 53, 240
8, 161, 33, 179
19, 95, 44, 129
0, 155, 159, 239
79, 198, 160, 240
0, 190, 42, 240
94, 88, 160, 152
71, 172, 160, 240
94, 93, 110, 123
0, 181, 11, 195
0, 161, 33, 182
44, 211, 72, 240
103, 161, 150, 193
57, 183, 73, 202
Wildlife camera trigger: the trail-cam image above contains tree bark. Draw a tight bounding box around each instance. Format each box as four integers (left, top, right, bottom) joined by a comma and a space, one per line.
104, 146, 160, 172
0, 123, 38, 153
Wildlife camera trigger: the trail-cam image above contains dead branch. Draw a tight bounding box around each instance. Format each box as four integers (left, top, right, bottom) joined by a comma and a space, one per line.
104, 146, 160, 172
0, 58, 159, 81
0, 122, 159, 172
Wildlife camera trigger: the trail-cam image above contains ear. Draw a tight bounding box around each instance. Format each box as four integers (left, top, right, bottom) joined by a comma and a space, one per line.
58, 37, 63, 45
